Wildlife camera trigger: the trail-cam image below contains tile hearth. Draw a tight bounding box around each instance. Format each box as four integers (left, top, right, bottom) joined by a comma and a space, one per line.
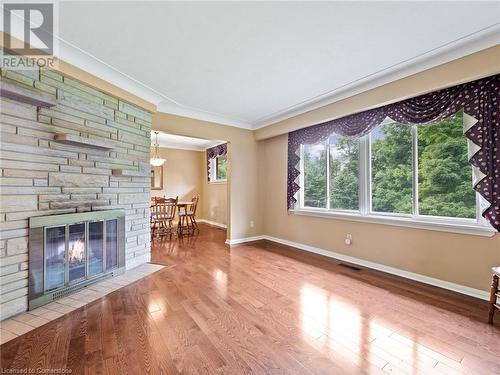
0, 263, 164, 345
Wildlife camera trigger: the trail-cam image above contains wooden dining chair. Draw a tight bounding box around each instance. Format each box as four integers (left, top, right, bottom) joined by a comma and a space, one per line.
151, 196, 165, 205
178, 195, 200, 235
488, 266, 500, 324
151, 196, 178, 238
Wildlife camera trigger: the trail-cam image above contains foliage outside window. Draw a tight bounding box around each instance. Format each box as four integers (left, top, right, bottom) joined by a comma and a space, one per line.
211, 155, 227, 182
300, 112, 479, 222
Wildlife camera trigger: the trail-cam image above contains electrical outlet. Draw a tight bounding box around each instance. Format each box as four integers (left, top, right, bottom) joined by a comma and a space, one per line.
345, 234, 353, 246
250, 221, 254, 228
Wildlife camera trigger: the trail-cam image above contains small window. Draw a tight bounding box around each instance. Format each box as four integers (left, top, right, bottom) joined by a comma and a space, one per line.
210, 155, 227, 182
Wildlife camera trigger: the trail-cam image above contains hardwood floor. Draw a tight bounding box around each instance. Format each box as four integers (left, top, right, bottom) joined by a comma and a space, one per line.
1, 224, 499, 374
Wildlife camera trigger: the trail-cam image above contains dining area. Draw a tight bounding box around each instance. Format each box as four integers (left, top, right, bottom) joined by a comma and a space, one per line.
150, 195, 200, 239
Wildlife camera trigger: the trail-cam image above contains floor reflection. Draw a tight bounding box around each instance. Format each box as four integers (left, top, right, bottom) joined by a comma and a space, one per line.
151, 231, 200, 260
147, 225, 498, 374
298, 283, 465, 373
300, 284, 365, 367
213, 269, 228, 298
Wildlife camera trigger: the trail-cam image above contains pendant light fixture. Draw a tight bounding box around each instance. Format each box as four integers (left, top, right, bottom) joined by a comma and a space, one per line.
150, 131, 166, 166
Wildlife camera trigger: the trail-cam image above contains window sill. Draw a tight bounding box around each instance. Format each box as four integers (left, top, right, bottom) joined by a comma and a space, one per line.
208, 180, 227, 185
290, 208, 495, 237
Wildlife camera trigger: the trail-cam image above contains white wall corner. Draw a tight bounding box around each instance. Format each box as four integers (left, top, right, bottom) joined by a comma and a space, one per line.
225, 235, 266, 246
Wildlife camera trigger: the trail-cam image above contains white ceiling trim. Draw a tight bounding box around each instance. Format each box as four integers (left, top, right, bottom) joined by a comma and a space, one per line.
252, 23, 500, 129
158, 145, 203, 152
56, 41, 164, 106
156, 101, 253, 129
55, 22, 499, 131
157, 142, 223, 152
153, 131, 224, 151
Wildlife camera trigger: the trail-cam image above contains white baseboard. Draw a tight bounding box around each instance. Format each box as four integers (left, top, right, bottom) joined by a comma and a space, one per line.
226, 234, 489, 300
225, 235, 266, 245
198, 219, 227, 229
126, 252, 151, 270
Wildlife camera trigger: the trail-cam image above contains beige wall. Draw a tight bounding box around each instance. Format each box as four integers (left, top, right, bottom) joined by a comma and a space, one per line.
151, 147, 203, 203
260, 134, 500, 292
202, 152, 228, 226
150, 147, 228, 225
152, 114, 259, 240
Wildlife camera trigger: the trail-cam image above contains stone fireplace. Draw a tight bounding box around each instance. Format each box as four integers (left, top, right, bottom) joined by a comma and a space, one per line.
0, 58, 152, 320
28, 210, 125, 310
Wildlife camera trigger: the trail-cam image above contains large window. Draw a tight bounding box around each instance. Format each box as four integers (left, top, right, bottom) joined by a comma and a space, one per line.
299, 112, 483, 227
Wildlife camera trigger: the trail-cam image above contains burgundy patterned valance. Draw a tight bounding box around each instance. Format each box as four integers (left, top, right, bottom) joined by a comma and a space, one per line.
207, 143, 227, 182
288, 73, 500, 231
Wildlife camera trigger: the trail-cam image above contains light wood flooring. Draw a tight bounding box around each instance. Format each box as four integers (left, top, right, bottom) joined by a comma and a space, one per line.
1, 224, 499, 374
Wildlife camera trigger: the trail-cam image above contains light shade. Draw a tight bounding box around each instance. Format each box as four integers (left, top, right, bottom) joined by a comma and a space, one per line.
150, 131, 166, 166
150, 157, 166, 167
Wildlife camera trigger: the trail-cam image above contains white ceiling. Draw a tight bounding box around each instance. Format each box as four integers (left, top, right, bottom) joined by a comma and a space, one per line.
152, 131, 223, 151
55, 2, 500, 129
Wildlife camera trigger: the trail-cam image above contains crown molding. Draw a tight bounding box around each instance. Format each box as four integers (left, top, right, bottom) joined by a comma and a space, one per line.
252, 23, 500, 130
59, 38, 254, 128
10, 21, 496, 131
57, 39, 166, 106
57, 38, 254, 129
157, 144, 204, 152
156, 101, 253, 130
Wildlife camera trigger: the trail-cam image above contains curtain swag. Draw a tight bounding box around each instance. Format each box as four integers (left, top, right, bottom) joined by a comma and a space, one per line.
207, 143, 227, 182
287, 74, 500, 231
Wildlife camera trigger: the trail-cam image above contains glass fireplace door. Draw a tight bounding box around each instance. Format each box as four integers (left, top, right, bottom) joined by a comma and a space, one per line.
45, 226, 65, 291
106, 219, 118, 270
68, 223, 86, 282
88, 221, 104, 277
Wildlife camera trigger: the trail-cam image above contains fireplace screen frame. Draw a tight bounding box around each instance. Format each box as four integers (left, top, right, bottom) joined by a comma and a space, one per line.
29, 210, 126, 310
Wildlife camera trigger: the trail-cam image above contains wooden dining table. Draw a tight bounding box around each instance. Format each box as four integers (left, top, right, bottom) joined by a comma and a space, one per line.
150, 200, 195, 237
176, 201, 193, 210
150, 202, 193, 214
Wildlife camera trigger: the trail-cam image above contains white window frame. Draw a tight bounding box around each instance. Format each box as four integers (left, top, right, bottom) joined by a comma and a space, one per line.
209, 155, 227, 183
294, 122, 494, 237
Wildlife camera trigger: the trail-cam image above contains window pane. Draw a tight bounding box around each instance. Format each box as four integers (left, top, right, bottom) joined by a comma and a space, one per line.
303, 143, 327, 208
417, 111, 475, 219
216, 156, 227, 180
371, 123, 413, 214
329, 135, 359, 210
88, 221, 104, 276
